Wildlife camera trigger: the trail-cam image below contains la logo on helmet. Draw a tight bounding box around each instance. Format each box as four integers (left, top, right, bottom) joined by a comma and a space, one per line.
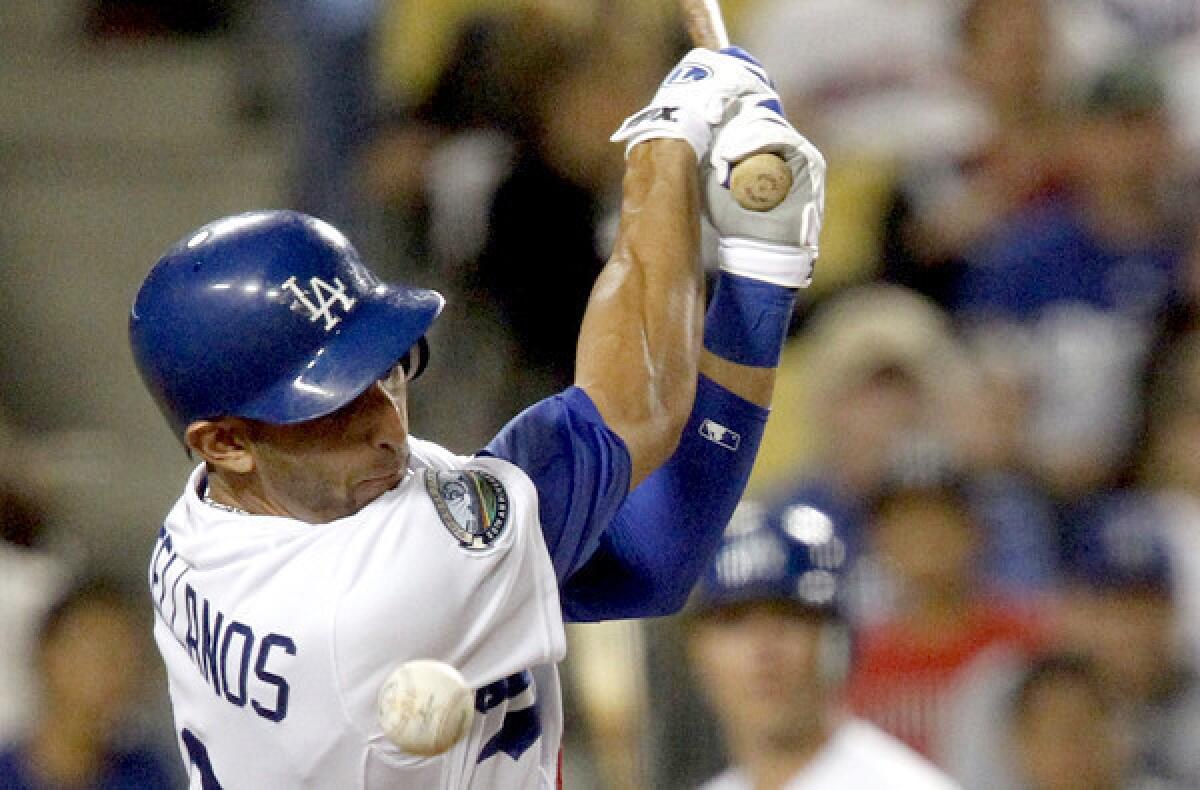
281, 275, 357, 331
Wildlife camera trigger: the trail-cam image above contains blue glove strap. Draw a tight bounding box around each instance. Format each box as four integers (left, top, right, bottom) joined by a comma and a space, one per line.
703, 271, 795, 367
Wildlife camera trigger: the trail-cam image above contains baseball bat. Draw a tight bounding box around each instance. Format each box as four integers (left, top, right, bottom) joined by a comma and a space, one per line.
679, 0, 791, 211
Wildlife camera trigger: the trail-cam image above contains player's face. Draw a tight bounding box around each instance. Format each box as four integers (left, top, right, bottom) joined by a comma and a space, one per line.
245, 370, 410, 523
688, 601, 835, 750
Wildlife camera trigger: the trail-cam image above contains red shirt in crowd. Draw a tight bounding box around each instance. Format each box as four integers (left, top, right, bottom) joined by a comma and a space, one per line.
846, 603, 1044, 758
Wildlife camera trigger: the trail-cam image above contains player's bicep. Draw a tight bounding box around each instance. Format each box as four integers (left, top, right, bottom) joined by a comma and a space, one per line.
482, 387, 631, 582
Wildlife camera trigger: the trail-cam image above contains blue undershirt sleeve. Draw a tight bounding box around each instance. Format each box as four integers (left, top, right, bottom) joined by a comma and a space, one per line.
487, 271, 790, 616
482, 386, 632, 583
561, 374, 769, 621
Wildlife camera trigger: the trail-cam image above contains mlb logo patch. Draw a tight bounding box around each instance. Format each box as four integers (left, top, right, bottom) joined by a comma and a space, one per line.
699, 419, 740, 451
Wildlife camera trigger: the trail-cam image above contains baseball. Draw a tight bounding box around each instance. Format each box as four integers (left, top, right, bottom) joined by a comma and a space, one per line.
378, 659, 474, 756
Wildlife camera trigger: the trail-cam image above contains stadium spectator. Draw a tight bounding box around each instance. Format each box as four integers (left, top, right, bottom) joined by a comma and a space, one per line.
470, 35, 668, 420
755, 285, 971, 548
0, 425, 67, 745
0, 577, 176, 789
684, 503, 958, 789
1142, 321, 1200, 668
1053, 0, 1200, 161
361, 6, 677, 450
953, 58, 1193, 502
1054, 493, 1200, 787
757, 286, 1058, 619
233, 0, 381, 241
1008, 653, 1132, 790
741, 0, 982, 164
955, 58, 1188, 324
736, 0, 986, 294
845, 444, 1044, 763
881, 0, 1072, 309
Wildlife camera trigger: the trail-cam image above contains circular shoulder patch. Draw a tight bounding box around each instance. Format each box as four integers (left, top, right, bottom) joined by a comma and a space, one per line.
423, 469, 511, 550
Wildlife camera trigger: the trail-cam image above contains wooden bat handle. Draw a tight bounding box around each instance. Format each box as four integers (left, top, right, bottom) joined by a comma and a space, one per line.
678, 0, 790, 212
680, 0, 730, 49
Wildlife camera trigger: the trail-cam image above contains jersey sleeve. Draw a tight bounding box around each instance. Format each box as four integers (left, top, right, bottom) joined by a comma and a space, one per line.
482, 386, 632, 583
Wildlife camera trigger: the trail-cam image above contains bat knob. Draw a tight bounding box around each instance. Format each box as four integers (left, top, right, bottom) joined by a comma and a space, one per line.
730, 153, 791, 211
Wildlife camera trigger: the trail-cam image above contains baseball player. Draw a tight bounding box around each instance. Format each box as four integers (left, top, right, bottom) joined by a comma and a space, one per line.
686, 504, 960, 790
132, 46, 823, 789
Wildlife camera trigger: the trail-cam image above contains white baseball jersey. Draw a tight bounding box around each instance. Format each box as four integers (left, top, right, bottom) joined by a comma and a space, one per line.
148, 438, 567, 789
698, 718, 960, 790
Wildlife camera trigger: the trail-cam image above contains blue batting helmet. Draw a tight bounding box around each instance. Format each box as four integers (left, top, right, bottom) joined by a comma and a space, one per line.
130, 210, 444, 440
693, 501, 848, 615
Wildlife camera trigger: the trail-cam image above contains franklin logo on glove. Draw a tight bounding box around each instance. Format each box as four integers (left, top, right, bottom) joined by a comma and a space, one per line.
666, 64, 713, 84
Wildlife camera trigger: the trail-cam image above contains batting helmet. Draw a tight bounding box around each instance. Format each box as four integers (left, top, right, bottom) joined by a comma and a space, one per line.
130, 210, 444, 440
693, 501, 848, 616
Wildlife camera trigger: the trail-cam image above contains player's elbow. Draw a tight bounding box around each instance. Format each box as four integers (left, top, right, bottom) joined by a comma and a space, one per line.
587, 383, 692, 486
642, 403, 690, 469
628, 381, 695, 484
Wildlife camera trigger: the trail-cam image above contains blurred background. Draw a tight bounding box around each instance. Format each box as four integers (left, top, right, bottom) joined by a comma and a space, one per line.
1, 0, 1200, 787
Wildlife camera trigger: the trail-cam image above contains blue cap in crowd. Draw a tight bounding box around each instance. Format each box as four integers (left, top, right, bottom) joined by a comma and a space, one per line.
1064, 493, 1173, 594
692, 501, 848, 616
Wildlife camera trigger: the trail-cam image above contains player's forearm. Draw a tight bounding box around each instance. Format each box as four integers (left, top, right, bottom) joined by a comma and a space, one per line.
561, 374, 769, 620
560, 270, 797, 617
575, 140, 704, 488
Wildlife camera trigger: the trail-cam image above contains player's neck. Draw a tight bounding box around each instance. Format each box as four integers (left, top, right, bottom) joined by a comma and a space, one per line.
204, 470, 289, 519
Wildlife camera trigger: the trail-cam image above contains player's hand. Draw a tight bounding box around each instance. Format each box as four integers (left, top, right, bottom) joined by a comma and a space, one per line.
611, 47, 775, 162
704, 95, 825, 288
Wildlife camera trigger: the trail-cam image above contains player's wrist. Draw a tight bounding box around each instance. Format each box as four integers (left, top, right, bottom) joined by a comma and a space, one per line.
625, 138, 702, 184
613, 109, 710, 161
703, 270, 795, 368
718, 236, 816, 289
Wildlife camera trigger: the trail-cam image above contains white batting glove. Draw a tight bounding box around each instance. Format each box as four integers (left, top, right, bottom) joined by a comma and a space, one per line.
611, 47, 775, 161
704, 96, 826, 288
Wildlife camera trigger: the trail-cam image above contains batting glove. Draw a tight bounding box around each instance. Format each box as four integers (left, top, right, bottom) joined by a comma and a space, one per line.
704, 96, 825, 288
611, 47, 776, 161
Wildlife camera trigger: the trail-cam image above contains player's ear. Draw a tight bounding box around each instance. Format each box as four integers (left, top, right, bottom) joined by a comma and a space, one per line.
185, 419, 255, 475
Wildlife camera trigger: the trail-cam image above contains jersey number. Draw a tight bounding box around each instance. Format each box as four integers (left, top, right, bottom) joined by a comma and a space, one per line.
182, 729, 224, 790
476, 671, 542, 763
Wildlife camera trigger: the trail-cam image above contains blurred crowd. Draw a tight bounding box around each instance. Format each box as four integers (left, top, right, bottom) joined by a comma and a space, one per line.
4, 0, 1200, 787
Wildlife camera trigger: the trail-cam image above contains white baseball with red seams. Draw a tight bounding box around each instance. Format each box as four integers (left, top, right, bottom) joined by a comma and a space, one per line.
378, 660, 475, 756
